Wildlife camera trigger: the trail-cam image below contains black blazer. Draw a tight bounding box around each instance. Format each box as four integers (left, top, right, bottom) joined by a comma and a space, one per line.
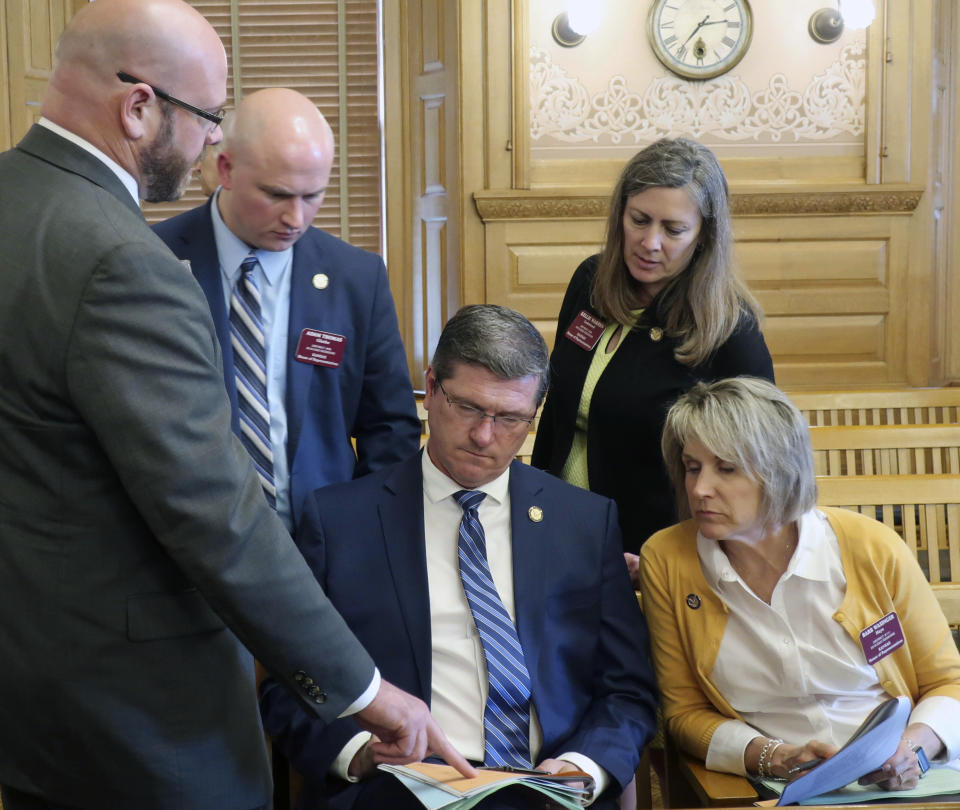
532, 256, 775, 552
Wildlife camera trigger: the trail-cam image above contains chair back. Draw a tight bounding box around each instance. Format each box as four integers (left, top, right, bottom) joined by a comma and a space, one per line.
817, 474, 960, 586
789, 388, 960, 427
809, 424, 960, 476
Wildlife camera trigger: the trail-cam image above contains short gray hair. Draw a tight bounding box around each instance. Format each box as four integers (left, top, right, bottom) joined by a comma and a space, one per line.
661, 377, 817, 528
431, 305, 550, 405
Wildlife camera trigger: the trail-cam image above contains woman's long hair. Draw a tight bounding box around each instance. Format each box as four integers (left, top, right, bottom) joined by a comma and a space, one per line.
590, 138, 760, 366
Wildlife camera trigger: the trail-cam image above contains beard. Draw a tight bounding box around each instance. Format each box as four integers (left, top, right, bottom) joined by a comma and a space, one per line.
139, 105, 195, 203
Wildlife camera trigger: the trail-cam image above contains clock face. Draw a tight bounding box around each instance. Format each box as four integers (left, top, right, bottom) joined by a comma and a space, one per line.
647, 0, 753, 80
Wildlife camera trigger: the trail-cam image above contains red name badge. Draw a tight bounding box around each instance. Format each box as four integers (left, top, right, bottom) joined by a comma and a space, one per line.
859, 612, 905, 665
295, 328, 347, 368
564, 310, 606, 351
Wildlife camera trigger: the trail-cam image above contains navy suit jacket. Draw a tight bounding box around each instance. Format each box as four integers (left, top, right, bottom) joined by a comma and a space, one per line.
259, 453, 659, 810
153, 200, 421, 526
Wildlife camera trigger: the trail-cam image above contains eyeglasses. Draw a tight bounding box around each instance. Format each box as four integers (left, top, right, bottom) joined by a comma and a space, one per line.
117, 71, 225, 127
436, 380, 535, 435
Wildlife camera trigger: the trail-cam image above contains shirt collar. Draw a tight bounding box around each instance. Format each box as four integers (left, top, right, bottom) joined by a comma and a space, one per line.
38, 117, 140, 204
210, 188, 292, 288
698, 508, 833, 589
788, 508, 834, 582
421, 447, 510, 507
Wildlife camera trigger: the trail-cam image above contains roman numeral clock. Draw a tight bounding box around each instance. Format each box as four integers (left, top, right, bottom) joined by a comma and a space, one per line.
647, 0, 753, 79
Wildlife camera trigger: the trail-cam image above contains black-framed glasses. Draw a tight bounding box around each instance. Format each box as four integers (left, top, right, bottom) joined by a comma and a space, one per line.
436, 380, 535, 435
117, 71, 225, 127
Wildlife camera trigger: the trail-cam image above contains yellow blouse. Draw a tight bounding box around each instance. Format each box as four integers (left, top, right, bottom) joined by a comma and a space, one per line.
561, 312, 642, 489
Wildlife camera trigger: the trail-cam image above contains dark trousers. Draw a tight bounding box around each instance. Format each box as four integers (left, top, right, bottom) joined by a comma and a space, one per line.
0, 785, 270, 810
0, 786, 74, 810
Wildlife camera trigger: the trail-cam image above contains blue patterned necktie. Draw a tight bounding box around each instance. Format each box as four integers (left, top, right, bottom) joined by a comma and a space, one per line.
229, 254, 276, 508
454, 489, 532, 768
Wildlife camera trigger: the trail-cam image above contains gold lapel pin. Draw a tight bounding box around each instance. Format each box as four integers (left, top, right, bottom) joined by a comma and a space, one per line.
312, 273, 329, 290
649, 326, 663, 342
528, 506, 543, 523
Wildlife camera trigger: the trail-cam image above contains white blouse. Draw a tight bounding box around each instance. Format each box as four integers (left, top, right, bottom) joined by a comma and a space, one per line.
699, 509, 960, 776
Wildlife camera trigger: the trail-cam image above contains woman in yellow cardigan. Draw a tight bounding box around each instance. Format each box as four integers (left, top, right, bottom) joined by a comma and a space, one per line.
639, 377, 960, 787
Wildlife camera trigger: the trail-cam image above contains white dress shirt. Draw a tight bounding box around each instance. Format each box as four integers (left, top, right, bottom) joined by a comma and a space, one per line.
210, 193, 296, 529
702, 509, 960, 775
333, 451, 608, 800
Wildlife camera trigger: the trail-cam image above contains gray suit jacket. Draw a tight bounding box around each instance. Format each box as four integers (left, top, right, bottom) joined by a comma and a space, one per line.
0, 125, 374, 809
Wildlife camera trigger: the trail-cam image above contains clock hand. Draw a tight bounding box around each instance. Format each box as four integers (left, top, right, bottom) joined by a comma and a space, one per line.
682, 15, 710, 46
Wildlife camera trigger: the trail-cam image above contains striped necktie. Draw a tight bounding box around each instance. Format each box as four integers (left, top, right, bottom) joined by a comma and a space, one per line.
454, 489, 532, 768
229, 254, 276, 508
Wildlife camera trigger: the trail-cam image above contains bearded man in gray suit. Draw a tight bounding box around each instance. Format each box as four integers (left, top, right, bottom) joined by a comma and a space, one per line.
0, 1, 469, 808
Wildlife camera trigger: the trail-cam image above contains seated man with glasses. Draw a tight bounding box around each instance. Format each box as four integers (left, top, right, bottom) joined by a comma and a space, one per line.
259, 304, 658, 810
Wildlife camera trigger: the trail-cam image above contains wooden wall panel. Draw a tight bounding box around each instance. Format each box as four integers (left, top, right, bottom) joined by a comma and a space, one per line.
0, 0, 10, 151
479, 207, 916, 388
736, 215, 911, 386
484, 219, 602, 349
4, 0, 73, 148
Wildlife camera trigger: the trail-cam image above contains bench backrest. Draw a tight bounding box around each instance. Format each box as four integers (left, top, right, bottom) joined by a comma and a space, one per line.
809, 424, 960, 476
790, 388, 960, 427
817, 474, 960, 586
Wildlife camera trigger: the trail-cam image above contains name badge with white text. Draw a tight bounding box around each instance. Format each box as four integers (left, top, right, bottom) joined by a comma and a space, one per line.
295, 328, 347, 368
859, 612, 905, 665
564, 310, 605, 351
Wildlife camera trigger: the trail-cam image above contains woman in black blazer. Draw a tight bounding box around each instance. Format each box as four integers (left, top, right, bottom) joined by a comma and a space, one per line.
532, 138, 774, 584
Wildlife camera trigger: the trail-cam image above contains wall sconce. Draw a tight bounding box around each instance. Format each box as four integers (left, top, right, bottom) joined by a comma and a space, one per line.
551, 2, 603, 48
808, 0, 875, 44
551, 13, 586, 47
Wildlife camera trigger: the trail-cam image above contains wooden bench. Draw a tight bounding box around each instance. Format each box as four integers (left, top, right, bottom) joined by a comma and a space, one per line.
816, 474, 960, 587
789, 387, 960, 427
809, 424, 960, 476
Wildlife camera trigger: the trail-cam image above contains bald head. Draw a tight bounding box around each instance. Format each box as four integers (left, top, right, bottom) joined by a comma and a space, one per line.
43, 0, 227, 199
225, 89, 334, 167
217, 89, 335, 251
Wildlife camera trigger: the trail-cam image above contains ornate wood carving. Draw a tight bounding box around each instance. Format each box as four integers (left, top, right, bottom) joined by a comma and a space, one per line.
474, 186, 924, 221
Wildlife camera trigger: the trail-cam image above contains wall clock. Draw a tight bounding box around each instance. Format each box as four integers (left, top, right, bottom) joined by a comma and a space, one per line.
647, 0, 754, 80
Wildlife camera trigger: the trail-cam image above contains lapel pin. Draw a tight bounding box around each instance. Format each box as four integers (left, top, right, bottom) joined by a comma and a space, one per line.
649, 326, 663, 342
528, 506, 543, 523
685, 593, 701, 609
312, 273, 329, 290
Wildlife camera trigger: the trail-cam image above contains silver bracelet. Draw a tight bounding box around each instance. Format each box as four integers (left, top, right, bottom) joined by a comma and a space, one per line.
766, 741, 787, 780
757, 738, 784, 780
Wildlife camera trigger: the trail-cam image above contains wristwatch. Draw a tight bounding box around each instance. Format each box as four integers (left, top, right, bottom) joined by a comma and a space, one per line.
905, 739, 930, 775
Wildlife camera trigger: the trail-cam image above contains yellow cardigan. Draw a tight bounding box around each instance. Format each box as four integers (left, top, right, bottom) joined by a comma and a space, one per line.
639, 507, 960, 760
